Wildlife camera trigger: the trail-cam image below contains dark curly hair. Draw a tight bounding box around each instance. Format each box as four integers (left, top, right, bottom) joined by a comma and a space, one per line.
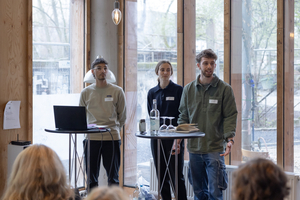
232, 158, 290, 200
196, 49, 218, 63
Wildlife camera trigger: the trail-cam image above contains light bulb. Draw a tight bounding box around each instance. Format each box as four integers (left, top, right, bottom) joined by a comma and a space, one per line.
112, 1, 122, 25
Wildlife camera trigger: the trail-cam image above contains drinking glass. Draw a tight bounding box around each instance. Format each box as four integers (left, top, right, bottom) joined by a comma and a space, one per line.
166, 117, 176, 132
159, 116, 168, 132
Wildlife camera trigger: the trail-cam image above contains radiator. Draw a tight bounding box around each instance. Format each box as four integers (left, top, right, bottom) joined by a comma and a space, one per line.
285, 172, 300, 200
149, 159, 300, 200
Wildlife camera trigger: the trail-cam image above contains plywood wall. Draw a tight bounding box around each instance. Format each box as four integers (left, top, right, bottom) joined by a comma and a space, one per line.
0, 0, 31, 195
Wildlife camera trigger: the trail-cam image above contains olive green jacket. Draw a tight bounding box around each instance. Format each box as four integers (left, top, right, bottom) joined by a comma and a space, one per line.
178, 74, 238, 153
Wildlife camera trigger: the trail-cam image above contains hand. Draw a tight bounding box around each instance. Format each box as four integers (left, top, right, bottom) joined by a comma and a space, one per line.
220, 141, 233, 157
171, 139, 182, 155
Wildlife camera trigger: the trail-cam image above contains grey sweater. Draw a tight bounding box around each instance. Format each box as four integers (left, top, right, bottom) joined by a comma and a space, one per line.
79, 83, 126, 140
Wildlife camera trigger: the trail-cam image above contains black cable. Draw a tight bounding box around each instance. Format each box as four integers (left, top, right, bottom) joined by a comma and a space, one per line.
107, 128, 115, 183
95, 132, 104, 179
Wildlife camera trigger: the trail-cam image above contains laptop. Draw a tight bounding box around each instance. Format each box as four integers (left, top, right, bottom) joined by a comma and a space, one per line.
53, 105, 91, 131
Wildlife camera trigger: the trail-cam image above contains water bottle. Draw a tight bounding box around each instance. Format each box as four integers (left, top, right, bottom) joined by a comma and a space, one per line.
138, 185, 145, 200
132, 184, 139, 200
150, 99, 160, 134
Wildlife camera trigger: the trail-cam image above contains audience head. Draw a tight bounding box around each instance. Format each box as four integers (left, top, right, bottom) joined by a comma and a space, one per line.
2, 144, 74, 200
85, 186, 129, 200
232, 158, 289, 200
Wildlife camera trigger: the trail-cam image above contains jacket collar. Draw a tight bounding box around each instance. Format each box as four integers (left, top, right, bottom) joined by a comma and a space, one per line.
196, 74, 219, 87
153, 80, 174, 93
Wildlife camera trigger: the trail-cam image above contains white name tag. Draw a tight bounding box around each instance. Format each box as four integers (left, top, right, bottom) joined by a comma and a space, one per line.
209, 99, 218, 104
166, 97, 175, 101
105, 98, 113, 101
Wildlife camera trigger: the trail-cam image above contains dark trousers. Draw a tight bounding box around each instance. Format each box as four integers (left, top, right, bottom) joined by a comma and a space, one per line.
151, 139, 187, 200
83, 139, 121, 190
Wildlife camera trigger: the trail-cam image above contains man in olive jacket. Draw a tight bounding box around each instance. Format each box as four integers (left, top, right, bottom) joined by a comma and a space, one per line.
177, 49, 237, 200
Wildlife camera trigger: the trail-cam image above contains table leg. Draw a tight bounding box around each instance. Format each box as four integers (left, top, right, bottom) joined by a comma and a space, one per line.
175, 139, 178, 200
75, 134, 77, 189
160, 141, 175, 199
69, 134, 71, 185
87, 134, 90, 192
157, 139, 161, 200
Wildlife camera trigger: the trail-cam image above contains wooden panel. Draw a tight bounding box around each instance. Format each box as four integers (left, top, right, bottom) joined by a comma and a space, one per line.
85, 0, 91, 73
177, 33, 183, 87
283, 0, 294, 172
28, 0, 33, 142
277, 27, 284, 168
0, 0, 31, 193
124, 0, 137, 186
183, 0, 196, 86
177, 0, 183, 86
277, 0, 284, 29
224, 0, 230, 165
117, 0, 124, 88
84, 0, 90, 89
177, 0, 183, 34
70, 0, 84, 93
230, 0, 243, 166
231, 74, 242, 166
118, 0, 124, 187
277, 4, 284, 171
224, 0, 230, 84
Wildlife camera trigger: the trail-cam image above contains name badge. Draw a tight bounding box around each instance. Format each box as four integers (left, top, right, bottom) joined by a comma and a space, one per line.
166, 97, 175, 101
209, 99, 218, 104
105, 98, 113, 101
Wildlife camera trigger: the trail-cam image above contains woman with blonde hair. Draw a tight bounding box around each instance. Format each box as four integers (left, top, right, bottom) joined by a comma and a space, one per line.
232, 158, 289, 200
1, 144, 74, 200
85, 186, 129, 200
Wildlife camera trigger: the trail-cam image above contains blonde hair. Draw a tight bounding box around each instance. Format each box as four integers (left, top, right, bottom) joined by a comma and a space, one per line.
85, 186, 130, 200
1, 144, 74, 200
232, 158, 289, 200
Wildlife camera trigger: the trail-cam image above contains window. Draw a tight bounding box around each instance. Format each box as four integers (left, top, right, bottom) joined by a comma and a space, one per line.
32, 0, 85, 187
231, 0, 277, 163
124, 0, 177, 186
195, 0, 224, 79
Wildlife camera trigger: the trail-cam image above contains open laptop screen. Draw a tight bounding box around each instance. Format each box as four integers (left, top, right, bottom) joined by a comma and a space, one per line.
53, 105, 88, 130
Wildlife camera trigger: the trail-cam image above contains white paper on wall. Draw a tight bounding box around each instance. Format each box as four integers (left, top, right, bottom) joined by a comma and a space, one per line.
3, 101, 21, 130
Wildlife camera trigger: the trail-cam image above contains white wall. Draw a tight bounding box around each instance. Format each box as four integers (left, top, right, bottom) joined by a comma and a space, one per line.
90, 0, 119, 80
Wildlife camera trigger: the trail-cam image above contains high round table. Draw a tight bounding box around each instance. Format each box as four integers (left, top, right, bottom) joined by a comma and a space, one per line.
135, 131, 205, 200
45, 128, 108, 192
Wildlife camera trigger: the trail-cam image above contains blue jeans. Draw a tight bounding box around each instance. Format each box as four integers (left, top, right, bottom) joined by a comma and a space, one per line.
188, 152, 228, 200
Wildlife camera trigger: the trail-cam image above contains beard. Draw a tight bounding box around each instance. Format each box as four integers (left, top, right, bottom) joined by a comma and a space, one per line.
95, 73, 106, 81
201, 69, 213, 78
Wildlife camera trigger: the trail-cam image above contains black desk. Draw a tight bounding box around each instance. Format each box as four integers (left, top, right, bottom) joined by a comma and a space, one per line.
45, 128, 107, 192
135, 131, 205, 200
